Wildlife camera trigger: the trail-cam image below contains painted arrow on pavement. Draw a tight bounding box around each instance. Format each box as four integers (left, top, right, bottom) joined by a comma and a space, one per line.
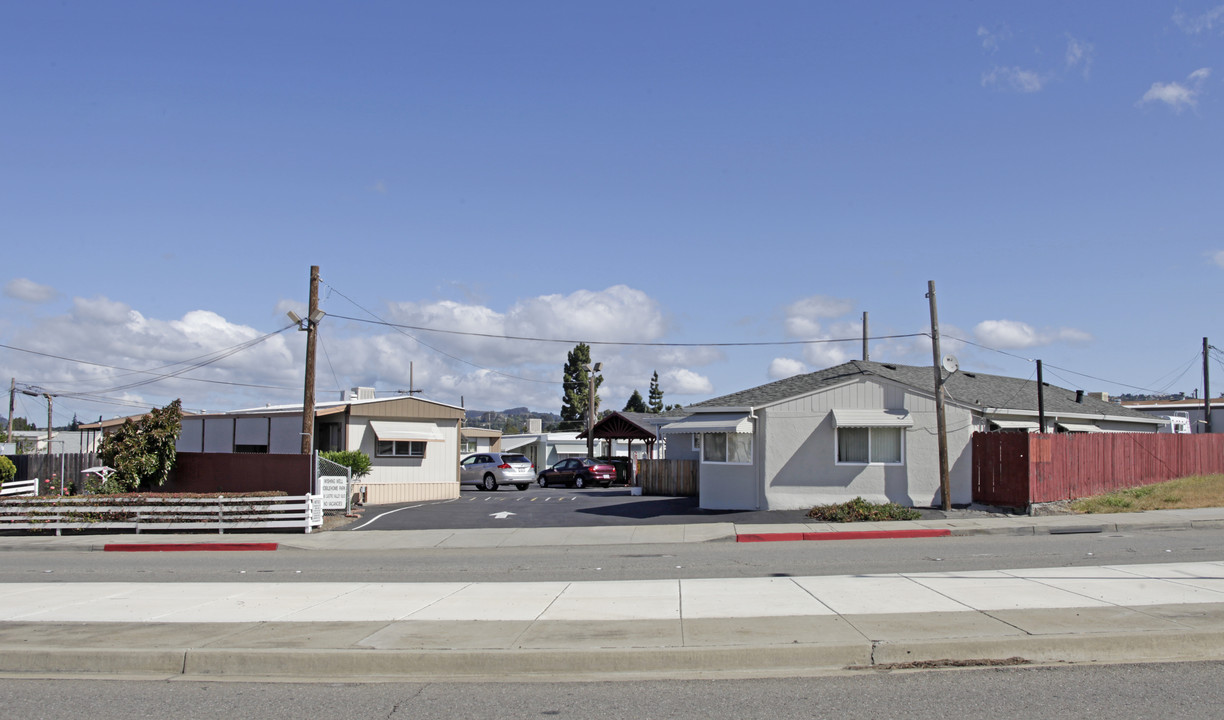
490, 511, 516, 519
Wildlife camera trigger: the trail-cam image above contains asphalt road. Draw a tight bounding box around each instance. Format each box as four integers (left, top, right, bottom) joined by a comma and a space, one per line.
3, 528, 1223, 583
2, 662, 1223, 719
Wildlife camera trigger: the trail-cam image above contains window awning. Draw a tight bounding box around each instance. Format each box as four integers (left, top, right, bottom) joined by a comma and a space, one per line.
1057, 422, 1103, 433
989, 419, 1039, 431
500, 436, 534, 451
831, 409, 913, 428
369, 420, 445, 441
660, 413, 753, 434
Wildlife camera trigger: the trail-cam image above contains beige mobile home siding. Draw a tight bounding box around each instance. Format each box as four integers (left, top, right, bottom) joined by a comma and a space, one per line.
348, 419, 460, 485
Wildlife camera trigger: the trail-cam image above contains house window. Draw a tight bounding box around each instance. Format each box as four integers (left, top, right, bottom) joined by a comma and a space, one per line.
692, 434, 701, 451
376, 440, 426, 458
836, 427, 904, 464
460, 439, 476, 454
702, 433, 752, 464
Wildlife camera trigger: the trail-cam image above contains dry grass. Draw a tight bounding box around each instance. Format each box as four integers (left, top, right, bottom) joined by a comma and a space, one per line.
1070, 474, 1224, 514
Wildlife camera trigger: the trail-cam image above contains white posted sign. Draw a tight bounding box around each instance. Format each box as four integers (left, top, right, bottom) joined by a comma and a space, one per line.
318, 475, 349, 510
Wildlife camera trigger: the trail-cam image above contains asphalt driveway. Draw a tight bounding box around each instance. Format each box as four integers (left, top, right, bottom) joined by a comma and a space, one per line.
345, 486, 813, 531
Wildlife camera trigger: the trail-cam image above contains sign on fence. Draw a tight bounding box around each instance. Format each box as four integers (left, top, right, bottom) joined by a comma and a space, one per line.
318, 475, 349, 510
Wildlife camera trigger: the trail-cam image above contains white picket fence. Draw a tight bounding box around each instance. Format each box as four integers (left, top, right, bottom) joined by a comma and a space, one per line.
0, 495, 324, 535
0, 479, 37, 498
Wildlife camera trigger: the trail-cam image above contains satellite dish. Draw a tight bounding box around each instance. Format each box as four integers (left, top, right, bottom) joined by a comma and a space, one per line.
942, 355, 959, 374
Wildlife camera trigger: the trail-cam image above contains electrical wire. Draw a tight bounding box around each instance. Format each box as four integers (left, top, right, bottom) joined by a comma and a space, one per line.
321, 281, 584, 387
324, 312, 929, 348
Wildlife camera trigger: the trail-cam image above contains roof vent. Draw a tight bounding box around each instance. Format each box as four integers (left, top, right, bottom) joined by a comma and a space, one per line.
882, 364, 897, 370
964, 372, 976, 378
1075, 390, 1085, 404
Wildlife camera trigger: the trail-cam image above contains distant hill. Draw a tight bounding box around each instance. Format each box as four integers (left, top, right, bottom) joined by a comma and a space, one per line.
465, 408, 566, 434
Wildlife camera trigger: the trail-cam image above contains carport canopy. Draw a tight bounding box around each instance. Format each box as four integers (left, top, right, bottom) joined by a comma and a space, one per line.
578, 411, 660, 459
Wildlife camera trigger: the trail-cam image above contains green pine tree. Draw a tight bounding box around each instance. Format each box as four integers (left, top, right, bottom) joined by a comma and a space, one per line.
648, 371, 664, 413
559, 343, 602, 431
623, 389, 647, 413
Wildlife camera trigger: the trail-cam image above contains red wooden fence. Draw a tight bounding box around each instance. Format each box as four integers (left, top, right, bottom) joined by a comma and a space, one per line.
973, 432, 1224, 508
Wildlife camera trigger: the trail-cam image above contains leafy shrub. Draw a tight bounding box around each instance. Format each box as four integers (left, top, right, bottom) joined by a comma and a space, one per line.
97, 399, 183, 492
0, 456, 15, 484
806, 496, 921, 522
321, 450, 372, 479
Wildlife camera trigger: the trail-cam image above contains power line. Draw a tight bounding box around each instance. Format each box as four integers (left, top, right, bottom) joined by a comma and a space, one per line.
324, 312, 929, 348
0, 327, 298, 397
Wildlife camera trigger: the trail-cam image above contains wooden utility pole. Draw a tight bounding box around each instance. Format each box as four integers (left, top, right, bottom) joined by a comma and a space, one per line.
1205, 337, 1212, 434
6, 378, 14, 444
301, 265, 320, 454
1037, 360, 1046, 433
44, 393, 53, 470
926, 281, 951, 511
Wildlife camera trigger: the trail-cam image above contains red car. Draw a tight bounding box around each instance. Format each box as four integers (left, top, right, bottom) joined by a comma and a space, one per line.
536, 457, 617, 488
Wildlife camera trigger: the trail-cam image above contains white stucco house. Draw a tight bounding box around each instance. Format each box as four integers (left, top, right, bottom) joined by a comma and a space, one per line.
662, 360, 1163, 511
176, 392, 465, 504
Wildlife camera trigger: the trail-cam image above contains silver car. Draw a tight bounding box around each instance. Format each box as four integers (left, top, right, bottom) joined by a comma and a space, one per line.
459, 452, 536, 491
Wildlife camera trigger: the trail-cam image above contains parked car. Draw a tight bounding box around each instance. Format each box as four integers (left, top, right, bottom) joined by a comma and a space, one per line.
536, 457, 617, 489
596, 456, 633, 486
459, 452, 535, 491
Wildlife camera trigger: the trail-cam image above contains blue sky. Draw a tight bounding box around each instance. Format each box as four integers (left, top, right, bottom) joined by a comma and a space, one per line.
2, 2, 1223, 424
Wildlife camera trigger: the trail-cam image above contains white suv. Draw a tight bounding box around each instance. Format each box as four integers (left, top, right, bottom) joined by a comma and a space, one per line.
459, 452, 536, 491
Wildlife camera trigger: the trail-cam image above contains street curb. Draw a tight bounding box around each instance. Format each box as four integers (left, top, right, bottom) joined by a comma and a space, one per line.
738, 529, 952, 543
3, 629, 1224, 681
103, 543, 279, 552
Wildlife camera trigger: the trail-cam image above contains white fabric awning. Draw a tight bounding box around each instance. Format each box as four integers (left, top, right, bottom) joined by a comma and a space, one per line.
369, 420, 445, 441
989, 419, 1039, 431
831, 409, 913, 428
1057, 422, 1103, 433
660, 413, 753, 434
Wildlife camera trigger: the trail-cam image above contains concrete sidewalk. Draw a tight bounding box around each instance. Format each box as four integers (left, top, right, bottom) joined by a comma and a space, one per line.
1, 508, 1224, 680
2, 561, 1224, 680
2, 506, 1224, 552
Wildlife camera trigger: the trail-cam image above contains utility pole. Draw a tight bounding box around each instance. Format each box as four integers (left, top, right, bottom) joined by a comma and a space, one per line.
862, 311, 869, 361
926, 281, 951, 511
1205, 337, 1212, 434
44, 393, 53, 474
7, 378, 14, 444
1037, 360, 1046, 433
586, 362, 602, 458
301, 265, 320, 454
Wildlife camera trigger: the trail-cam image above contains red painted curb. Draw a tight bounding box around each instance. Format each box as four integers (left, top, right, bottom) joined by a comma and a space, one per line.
737, 529, 951, 543
103, 543, 279, 552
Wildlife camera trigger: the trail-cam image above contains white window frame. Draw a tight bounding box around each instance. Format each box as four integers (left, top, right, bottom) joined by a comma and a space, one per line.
692, 434, 702, 451
376, 440, 427, 458
834, 426, 906, 466
460, 438, 477, 454
701, 432, 753, 465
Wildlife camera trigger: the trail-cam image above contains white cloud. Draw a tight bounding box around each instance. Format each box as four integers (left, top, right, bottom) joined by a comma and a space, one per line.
660, 368, 713, 395
974, 319, 1092, 350
1138, 68, 1212, 112
977, 26, 1000, 53
4, 278, 57, 303
2, 297, 299, 416
1212, 250, 1224, 268
1174, 5, 1224, 34
768, 357, 807, 380
782, 295, 854, 338
982, 66, 1046, 93
1065, 35, 1094, 78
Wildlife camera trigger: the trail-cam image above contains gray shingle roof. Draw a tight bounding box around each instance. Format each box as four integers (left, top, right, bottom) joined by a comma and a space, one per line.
691, 360, 1157, 422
